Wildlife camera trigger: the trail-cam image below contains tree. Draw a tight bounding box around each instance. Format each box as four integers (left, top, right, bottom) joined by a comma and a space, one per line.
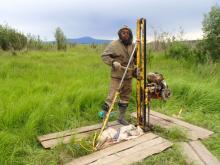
54, 27, 67, 50
0, 24, 27, 51
202, 5, 220, 61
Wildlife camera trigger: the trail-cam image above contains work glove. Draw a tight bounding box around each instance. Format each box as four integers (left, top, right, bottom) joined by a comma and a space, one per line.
133, 67, 141, 80
112, 61, 121, 71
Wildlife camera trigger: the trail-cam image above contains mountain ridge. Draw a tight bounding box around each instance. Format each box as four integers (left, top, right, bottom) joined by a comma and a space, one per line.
67, 36, 112, 44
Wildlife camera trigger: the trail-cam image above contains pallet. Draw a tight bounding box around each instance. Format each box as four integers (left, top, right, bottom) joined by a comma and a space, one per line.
179, 141, 220, 165
66, 132, 173, 165
37, 121, 122, 149
131, 111, 214, 140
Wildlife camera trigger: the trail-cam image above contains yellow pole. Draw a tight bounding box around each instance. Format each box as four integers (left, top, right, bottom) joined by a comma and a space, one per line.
93, 42, 137, 150
94, 91, 119, 150
136, 19, 142, 126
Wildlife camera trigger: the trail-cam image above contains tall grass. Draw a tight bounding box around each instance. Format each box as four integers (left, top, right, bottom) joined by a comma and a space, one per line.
0, 46, 219, 164
0, 46, 108, 164
149, 54, 220, 160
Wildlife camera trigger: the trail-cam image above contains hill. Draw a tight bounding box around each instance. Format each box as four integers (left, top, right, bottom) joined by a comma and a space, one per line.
67, 36, 112, 44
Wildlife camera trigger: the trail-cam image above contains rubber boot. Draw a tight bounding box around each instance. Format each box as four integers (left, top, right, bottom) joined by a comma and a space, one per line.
118, 103, 129, 125
101, 102, 109, 127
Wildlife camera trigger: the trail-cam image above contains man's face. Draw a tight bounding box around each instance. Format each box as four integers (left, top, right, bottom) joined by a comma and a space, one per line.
120, 29, 130, 41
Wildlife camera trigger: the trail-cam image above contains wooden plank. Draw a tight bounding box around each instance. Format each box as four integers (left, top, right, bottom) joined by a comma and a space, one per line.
189, 141, 220, 165
40, 132, 90, 149
150, 115, 174, 128
131, 112, 176, 129
150, 111, 214, 139
92, 137, 167, 164
108, 141, 172, 165
38, 121, 119, 142
131, 111, 214, 140
66, 132, 159, 165
179, 141, 220, 165
41, 124, 123, 149
179, 142, 205, 165
131, 112, 196, 139
91, 137, 172, 165
149, 114, 199, 140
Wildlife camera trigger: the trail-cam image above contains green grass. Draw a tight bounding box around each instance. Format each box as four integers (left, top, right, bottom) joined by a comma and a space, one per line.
0, 46, 220, 164
149, 53, 220, 160
152, 125, 188, 142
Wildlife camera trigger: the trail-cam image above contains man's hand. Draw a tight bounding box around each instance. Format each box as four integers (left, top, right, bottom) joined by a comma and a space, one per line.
133, 67, 141, 80
136, 39, 140, 43
112, 61, 121, 71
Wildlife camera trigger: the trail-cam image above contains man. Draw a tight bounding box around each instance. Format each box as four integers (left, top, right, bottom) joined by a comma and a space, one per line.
101, 25, 137, 125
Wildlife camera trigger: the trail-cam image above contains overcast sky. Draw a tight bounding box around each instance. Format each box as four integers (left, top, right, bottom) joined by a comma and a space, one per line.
0, 0, 219, 41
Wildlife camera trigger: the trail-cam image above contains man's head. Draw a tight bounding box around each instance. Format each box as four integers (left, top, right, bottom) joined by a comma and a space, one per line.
118, 26, 133, 46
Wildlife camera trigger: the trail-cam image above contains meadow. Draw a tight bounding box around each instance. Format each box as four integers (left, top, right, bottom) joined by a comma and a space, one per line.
0, 45, 219, 165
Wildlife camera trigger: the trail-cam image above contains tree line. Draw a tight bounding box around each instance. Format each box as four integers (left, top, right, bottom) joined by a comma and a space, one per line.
0, 5, 219, 63
150, 5, 220, 63
0, 25, 68, 51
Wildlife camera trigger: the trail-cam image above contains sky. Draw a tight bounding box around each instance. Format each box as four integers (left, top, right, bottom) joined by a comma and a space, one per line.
0, 0, 219, 41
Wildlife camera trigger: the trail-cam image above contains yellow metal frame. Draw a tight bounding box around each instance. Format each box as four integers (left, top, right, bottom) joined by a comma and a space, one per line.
136, 19, 142, 126
136, 18, 148, 130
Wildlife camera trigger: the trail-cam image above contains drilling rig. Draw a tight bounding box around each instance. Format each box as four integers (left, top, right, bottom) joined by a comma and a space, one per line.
93, 18, 171, 150
136, 18, 171, 131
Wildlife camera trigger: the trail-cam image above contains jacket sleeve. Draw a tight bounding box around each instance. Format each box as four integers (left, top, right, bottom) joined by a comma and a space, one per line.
101, 43, 115, 66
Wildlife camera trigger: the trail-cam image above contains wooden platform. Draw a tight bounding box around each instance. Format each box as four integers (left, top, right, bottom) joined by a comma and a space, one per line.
37, 110, 219, 165
37, 121, 123, 149
66, 132, 172, 165
38, 110, 214, 149
179, 141, 220, 165
131, 111, 214, 140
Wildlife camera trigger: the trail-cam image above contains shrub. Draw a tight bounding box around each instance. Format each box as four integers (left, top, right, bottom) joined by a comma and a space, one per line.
26, 34, 44, 50
166, 41, 192, 60
198, 5, 220, 62
0, 24, 27, 51
193, 40, 211, 63
54, 27, 67, 51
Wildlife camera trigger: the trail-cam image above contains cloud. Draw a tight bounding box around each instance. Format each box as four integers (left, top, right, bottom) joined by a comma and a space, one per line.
0, 0, 219, 40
